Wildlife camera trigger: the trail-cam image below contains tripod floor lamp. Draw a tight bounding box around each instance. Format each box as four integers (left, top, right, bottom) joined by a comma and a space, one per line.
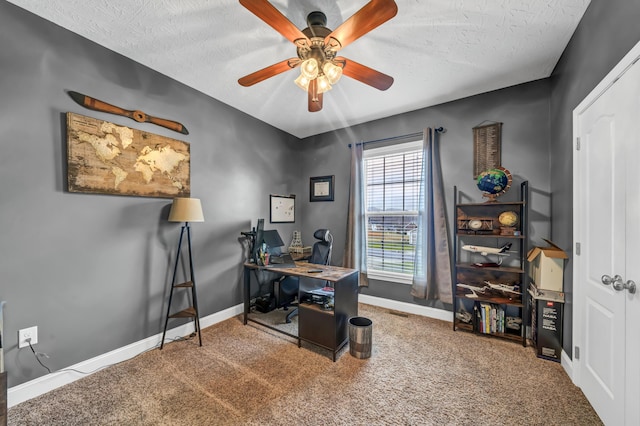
161, 197, 204, 349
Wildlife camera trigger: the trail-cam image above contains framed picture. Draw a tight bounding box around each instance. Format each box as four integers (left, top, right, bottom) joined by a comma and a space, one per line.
270, 194, 295, 223
67, 112, 190, 198
310, 175, 334, 202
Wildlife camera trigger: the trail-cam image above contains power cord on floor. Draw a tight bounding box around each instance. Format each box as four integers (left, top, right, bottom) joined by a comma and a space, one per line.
25, 334, 196, 375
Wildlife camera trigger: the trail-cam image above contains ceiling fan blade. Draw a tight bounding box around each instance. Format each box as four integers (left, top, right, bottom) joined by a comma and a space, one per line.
308, 92, 323, 112
238, 58, 300, 86
336, 57, 394, 90
308, 80, 323, 112
324, 0, 398, 51
239, 0, 310, 47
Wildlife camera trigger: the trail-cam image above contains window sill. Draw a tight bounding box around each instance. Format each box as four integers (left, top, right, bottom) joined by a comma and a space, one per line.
367, 271, 414, 285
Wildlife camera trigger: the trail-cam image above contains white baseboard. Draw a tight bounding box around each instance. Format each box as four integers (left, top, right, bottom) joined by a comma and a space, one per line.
8, 304, 243, 408
8, 297, 449, 407
561, 349, 574, 381
358, 294, 453, 322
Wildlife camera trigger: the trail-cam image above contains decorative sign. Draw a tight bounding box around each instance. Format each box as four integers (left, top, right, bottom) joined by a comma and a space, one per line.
473, 122, 502, 179
66, 112, 190, 198
270, 194, 295, 223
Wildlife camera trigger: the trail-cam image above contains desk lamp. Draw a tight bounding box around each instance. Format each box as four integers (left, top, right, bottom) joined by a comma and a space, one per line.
160, 198, 204, 349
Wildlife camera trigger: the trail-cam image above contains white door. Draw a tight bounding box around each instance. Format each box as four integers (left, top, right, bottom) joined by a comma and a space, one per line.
574, 46, 640, 426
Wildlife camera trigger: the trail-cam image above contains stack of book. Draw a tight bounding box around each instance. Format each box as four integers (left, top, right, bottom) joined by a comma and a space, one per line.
476, 303, 506, 334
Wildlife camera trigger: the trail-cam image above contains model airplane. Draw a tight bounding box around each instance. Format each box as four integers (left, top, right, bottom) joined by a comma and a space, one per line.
484, 281, 521, 296
462, 242, 512, 256
456, 283, 486, 298
457, 281, 521, 300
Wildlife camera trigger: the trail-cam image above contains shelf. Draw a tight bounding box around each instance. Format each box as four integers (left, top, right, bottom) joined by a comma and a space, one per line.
456, 263, 524, 274
455, 318, 523, 340
454, 320, 473, 331
299, 302, 335, 315
455, 291, 523, 307
456, 233, 525, 239
168, 307, 197, 318
476, 330, 524, 342
457, 201, 526, 207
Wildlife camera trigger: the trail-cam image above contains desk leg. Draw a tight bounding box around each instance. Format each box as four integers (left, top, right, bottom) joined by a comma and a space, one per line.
243, 266, 250, 325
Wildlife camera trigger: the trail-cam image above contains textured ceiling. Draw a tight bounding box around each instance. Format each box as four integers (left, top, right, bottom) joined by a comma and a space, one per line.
8, 0, 590, 138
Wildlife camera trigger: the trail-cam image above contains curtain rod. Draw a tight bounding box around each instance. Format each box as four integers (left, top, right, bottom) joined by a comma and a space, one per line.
347, 127, 445, 148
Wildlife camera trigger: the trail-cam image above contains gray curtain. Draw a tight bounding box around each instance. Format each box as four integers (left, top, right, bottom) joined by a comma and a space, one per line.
411, 128, 453, 303
343, 142, 368, 287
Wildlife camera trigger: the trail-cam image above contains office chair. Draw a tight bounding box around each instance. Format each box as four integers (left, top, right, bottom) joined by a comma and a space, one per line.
278, 229, 333, 323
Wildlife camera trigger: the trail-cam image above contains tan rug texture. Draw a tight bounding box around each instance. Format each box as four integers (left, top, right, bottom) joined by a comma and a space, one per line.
8, 304, 601, 425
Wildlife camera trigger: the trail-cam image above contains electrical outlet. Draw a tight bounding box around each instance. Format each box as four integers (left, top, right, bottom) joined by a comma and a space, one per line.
18, 326, 38, 348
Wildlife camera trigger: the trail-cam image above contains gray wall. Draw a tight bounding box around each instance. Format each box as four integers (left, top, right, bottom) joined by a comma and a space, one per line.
0, 1, 302, 387
297, 80, 553, 308
549, 0, 640, 356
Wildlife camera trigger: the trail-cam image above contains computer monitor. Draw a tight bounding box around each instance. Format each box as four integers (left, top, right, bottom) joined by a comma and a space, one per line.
261, 230, 285, 255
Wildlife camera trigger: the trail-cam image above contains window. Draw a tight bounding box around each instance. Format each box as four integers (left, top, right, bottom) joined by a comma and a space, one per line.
363, 140, 423, 284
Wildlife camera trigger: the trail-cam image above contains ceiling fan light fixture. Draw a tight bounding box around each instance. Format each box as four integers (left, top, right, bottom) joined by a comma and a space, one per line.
316, 75, 332, 94
300, 58, 319, 79
323, 62, 343, 85
295, 74, 311, 91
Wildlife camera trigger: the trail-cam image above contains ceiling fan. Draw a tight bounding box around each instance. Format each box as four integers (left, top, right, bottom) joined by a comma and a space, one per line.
238, 0, 397, 112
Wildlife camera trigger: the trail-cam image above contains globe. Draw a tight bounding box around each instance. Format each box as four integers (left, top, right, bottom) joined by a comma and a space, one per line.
499, 211, 519, 227
476, 167, 512, 201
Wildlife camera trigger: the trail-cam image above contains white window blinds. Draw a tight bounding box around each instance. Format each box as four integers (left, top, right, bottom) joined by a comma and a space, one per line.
364, 141, 422, 281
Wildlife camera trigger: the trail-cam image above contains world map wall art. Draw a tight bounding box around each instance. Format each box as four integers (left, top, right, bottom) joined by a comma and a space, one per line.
66, 112, 190, 198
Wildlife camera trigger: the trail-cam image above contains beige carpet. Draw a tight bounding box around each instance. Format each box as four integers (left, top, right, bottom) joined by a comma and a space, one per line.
8, 304, 601, 425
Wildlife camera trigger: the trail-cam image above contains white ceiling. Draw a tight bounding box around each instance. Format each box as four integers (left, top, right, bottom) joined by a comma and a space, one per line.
8, 0, 590, 139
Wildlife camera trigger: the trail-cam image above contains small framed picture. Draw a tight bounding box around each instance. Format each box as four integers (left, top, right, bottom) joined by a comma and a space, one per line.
270, 194, 295, 223
310, 175, 334, 202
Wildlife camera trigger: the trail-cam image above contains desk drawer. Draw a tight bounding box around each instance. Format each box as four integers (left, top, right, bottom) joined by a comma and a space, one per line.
299, 304, 336, 349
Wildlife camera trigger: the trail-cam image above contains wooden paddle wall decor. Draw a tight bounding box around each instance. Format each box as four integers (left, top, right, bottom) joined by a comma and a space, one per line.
68, 91, 189, 135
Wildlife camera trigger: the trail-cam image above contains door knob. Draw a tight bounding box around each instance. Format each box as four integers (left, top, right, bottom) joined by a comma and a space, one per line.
601, 274, 622, 287
612, 275, 625, 291
602, 274, 637, 293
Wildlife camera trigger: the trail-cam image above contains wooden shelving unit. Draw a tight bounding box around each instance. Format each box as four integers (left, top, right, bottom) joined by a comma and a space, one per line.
452, 181, 529, 346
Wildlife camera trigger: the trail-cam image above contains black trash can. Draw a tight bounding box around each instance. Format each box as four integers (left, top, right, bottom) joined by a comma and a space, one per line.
349, 317, 372, 359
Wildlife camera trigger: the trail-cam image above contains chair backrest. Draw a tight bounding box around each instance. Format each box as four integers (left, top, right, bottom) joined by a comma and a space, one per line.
309, 229, 332, 265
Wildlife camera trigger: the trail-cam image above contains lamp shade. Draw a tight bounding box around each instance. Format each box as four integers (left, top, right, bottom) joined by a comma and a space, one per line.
168, 198, 204, 223
294, 74, 311, 91
316, 75, 332, 94
323, 61, 343, 85
300, 58, 319, 79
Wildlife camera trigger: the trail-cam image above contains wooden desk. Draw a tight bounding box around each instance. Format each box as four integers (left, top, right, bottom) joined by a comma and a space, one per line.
243, 261, 359, 361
